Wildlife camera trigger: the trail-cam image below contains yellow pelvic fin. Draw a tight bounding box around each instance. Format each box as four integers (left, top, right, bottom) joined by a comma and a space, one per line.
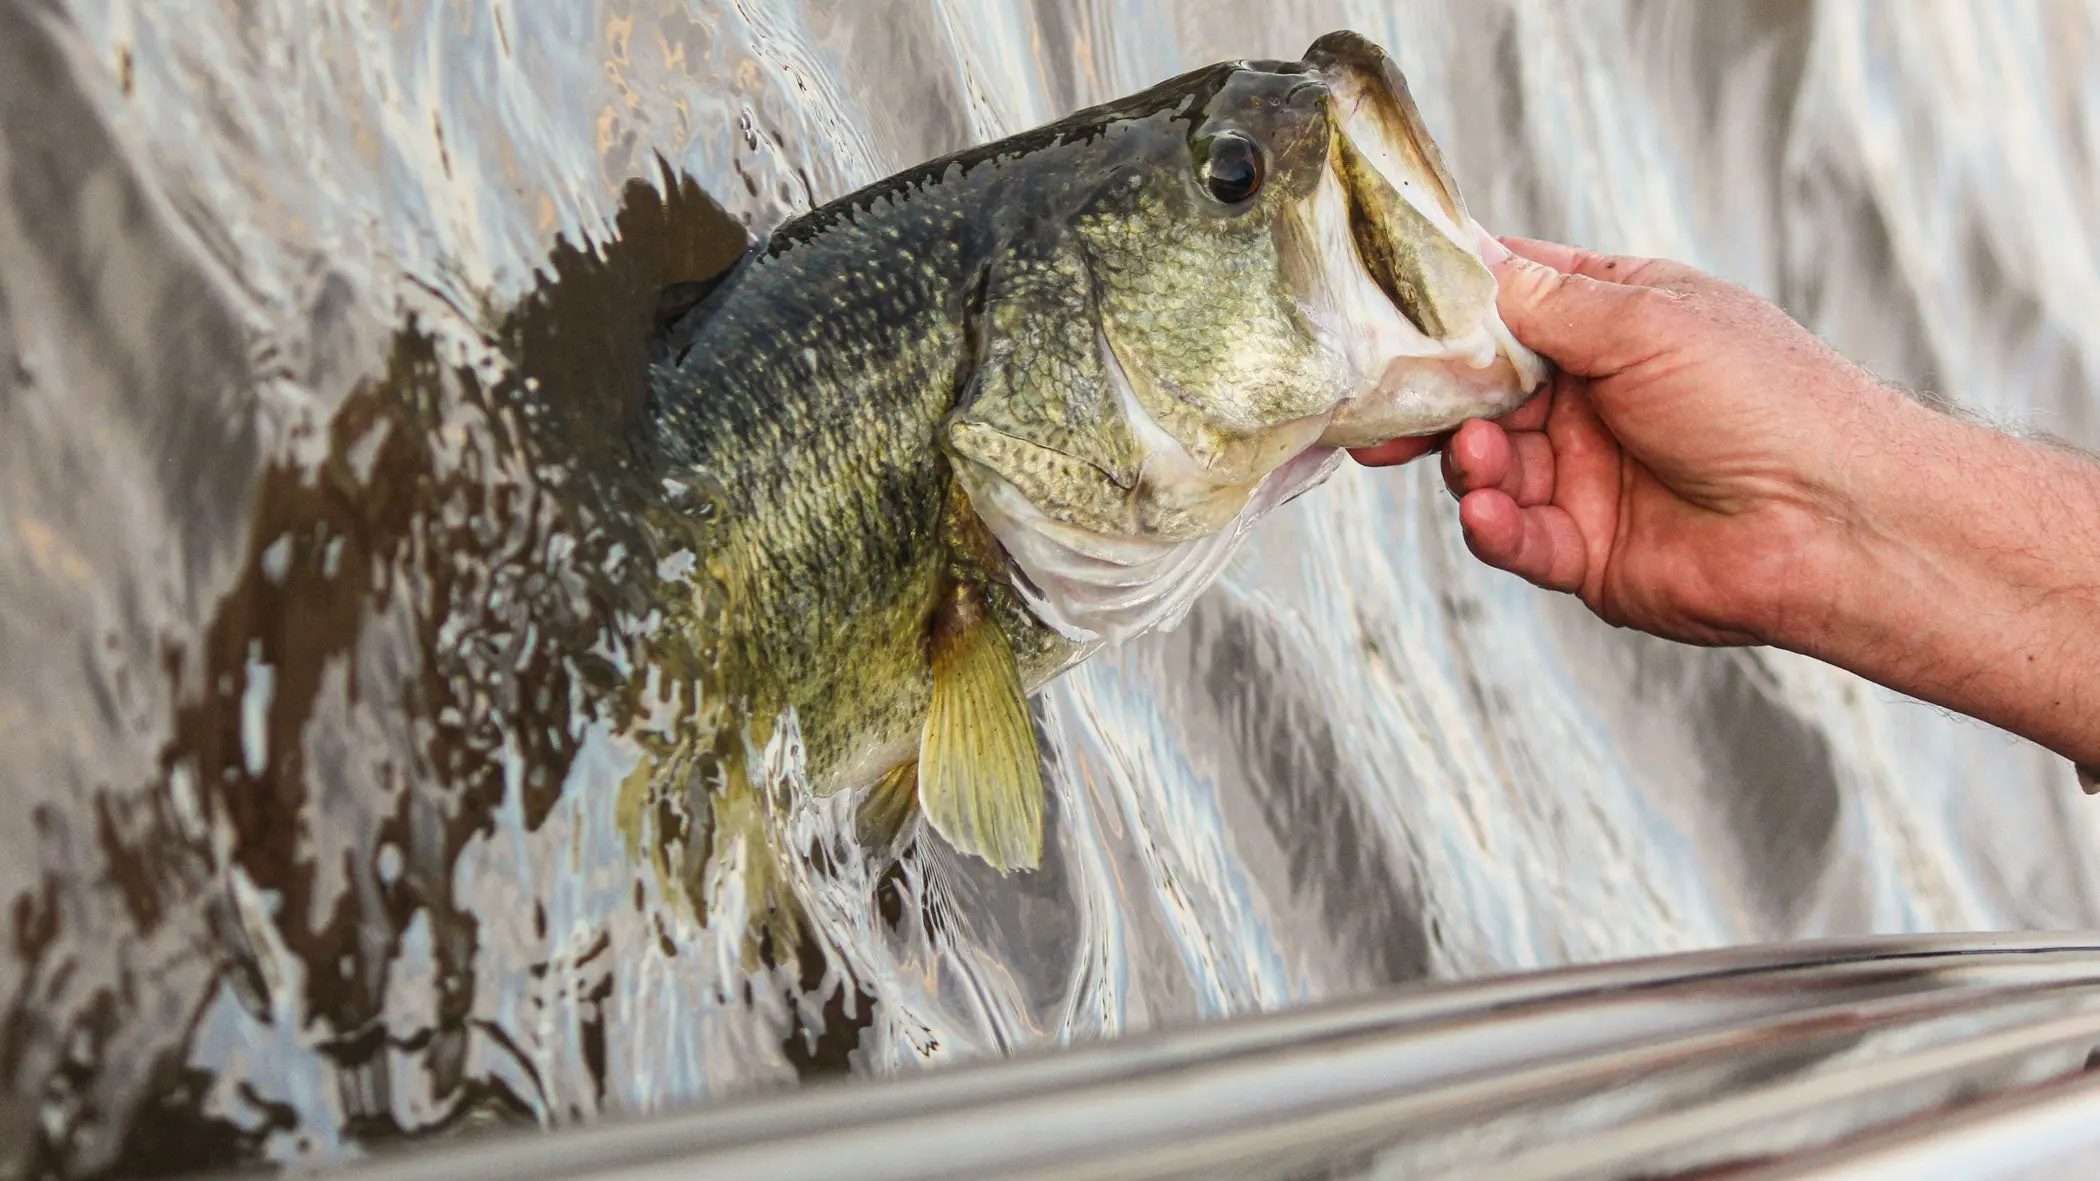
919, 583, 1045, 873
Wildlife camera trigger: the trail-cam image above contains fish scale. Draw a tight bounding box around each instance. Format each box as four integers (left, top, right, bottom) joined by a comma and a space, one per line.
642, 32, 1540, 911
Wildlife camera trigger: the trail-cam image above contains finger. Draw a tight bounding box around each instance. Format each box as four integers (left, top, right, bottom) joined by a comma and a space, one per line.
1494, 382, 1555, 433
1540, 379, 1623, 537
1499, 236, 1703, 291
1490, 252, 1681, 378
1442, 419, 1509, 496
1499, 236, 1627, 280
1444, 422, 1554, 506
1508, 431, 1557, 507
1458, 491, 1589, 594
1347, 435, 1442, 468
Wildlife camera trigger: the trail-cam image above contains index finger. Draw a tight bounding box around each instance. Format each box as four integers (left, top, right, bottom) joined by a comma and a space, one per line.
1500, 236, 1611, 277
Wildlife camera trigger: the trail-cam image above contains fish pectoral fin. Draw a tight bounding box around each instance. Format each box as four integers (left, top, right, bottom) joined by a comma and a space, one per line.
947, 421, 1136, 535
919, 585, 1045, 873
856, 760, 923, 855
944, 245, 1146, 537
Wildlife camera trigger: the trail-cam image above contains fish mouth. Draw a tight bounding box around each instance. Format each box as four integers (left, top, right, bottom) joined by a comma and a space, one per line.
1297, 32, 1546, 447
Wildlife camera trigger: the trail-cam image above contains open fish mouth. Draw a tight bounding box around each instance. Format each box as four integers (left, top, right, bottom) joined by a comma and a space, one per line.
1295, 32, 1546, 447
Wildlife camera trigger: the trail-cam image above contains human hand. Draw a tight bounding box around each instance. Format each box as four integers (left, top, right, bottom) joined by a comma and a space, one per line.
1355, 237, 1921, 650
1355, 236, 2100, 778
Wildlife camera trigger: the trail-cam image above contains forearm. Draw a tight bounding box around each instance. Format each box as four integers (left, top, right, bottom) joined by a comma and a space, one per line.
1794, 401, 2100, 771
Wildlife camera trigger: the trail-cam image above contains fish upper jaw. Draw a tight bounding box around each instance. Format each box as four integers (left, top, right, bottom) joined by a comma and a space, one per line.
1293, 33, 1547, 447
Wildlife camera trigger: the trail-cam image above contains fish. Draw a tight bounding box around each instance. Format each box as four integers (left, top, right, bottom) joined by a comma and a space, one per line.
642, 31, 1545, 883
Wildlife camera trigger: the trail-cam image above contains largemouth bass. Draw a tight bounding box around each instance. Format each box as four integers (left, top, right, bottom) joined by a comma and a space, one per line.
645, 32, 1543, 877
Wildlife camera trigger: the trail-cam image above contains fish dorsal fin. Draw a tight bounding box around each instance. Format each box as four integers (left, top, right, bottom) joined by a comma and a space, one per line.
649, 238, 765, 365
919, 583, 1044, 873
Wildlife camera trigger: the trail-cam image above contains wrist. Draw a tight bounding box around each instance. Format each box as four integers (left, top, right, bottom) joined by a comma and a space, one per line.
1787, 399, 2100, 766
1779, 392, 1951, 659
1747, 382, 1939, 659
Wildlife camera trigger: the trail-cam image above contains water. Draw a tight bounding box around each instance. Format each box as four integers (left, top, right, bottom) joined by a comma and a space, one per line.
4, 0, 2099, 1175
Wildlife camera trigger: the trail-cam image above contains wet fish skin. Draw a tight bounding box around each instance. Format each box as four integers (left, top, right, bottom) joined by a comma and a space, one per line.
644, 34, 1541, 876
645, 113, 1083, 809
645, 64, 1300, 811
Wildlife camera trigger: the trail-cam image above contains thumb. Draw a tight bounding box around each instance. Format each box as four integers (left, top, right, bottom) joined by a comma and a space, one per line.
1490, 252, 1680, 379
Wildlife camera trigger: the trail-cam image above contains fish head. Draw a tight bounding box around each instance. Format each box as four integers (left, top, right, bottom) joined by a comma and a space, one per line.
951, 32, 1545, 645
1073, 32, 1545, 458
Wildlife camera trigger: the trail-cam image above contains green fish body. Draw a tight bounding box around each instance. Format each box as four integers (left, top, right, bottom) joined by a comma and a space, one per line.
646, 32, 1543, 875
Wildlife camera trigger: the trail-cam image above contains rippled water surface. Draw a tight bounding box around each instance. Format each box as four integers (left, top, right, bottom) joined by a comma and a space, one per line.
6, 0, 2100, 1175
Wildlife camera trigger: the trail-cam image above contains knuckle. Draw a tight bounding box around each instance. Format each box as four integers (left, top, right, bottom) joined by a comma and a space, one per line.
1614, 287, 1695, 352
1502, 257, 1566, 306
1623, 284, 1686, 319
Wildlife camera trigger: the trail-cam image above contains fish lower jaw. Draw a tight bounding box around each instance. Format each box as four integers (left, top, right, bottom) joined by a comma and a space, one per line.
1316, 346, 1544, 448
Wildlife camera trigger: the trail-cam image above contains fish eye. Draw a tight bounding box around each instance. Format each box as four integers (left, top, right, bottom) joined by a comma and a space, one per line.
1199, 133, 1265, 205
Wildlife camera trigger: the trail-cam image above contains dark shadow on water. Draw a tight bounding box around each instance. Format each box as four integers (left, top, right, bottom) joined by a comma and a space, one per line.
47, 170, 862, 1175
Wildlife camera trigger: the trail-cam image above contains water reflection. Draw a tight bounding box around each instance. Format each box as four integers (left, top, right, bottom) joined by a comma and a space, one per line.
53, 174, 734, 1170
6, 1, 2100, 1176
